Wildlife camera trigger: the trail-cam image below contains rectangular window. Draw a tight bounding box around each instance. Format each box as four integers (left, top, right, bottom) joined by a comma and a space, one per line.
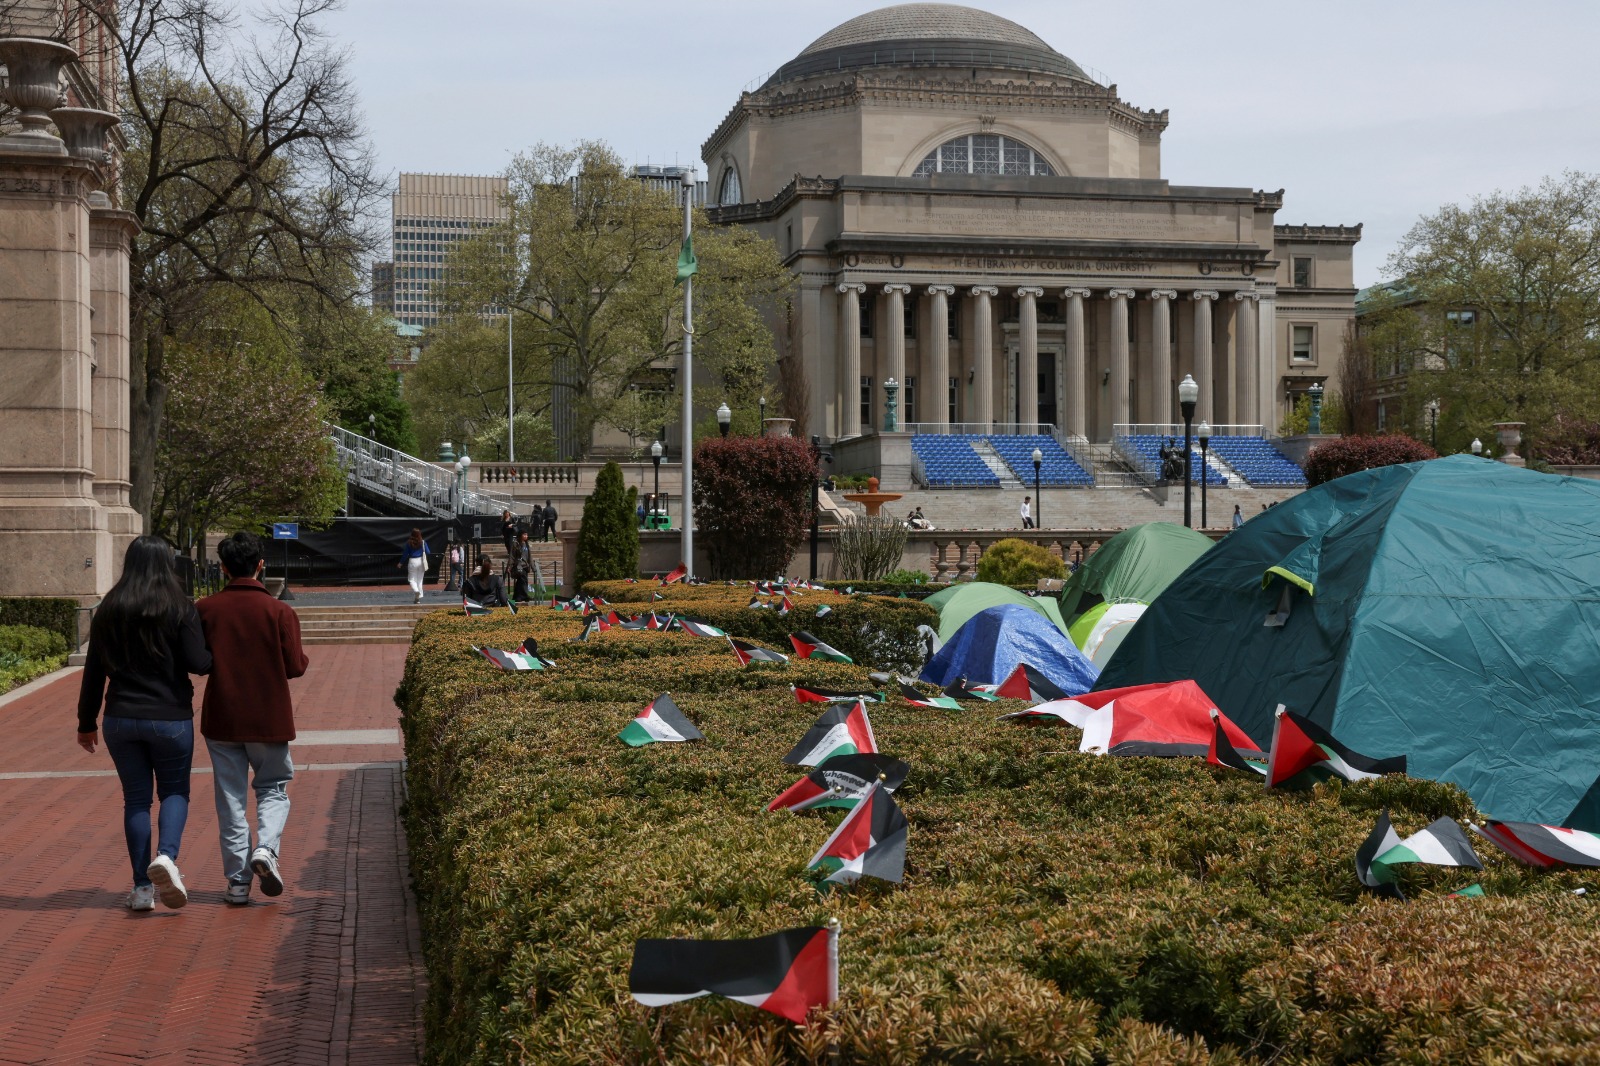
904, 376, 917, 424
1291, 325, 1314, 363
949, 376, 959, 424
904, 295, 917, 339
1376, 400, 1387, 431
785, 223, 793, 255
1293, 257, 1312, 287
971, 133, 1001, 174
860, 375, 873, 430
859, 295, 874, 339
947, 301, 960, 339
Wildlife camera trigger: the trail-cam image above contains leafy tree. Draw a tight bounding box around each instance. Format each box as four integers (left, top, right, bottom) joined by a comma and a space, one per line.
693, 436, 816, 579
404, 317, 552, 461
976, 539, 1066, 585
1535, 414, 1600, 465
1303, 435, 1437, 487
573, 462, 638, 587
1278, 392, 1348, 437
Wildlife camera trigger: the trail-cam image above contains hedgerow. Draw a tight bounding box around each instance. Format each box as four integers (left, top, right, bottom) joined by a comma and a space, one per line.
400, 601, 1599, 1065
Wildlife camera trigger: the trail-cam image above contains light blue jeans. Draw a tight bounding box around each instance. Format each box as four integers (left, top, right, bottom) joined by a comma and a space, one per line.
205, 739, 294, 887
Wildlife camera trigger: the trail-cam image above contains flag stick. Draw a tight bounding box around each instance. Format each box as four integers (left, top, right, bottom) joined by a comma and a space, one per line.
680, 171, 696, 582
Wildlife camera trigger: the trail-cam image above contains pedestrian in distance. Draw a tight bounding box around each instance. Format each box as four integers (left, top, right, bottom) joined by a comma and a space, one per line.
399, 527, 429, 603
529, 505, 546, 543
462, 557, 512, 607
1232, 504, 1244, 530
77, 536, 213, 912
1020, 495, 1034, 529
500, 509, 517, 557
541, 500, 558, 542
510, 531, 534, 603
196, 531, 310, 907
447, 542, 463, 589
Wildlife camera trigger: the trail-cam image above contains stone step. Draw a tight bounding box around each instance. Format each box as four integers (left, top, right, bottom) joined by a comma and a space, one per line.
303, 633, 412, 645
299, 623, 419, 636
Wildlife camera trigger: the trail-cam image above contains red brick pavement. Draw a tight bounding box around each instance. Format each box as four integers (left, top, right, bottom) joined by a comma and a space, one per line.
0, 645, 424, 1065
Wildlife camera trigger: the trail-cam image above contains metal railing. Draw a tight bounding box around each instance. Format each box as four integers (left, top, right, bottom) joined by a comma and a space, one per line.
1114, 423, 1266, 438
900, 423, 1057, 437
329, 424, 514, 519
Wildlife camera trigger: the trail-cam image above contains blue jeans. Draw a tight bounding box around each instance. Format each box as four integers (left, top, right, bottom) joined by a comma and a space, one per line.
205, 739, 294, 887
102, 716, 193, 888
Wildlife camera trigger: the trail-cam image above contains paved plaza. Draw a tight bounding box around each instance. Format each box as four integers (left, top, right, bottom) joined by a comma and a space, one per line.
0, 645, 423, 1065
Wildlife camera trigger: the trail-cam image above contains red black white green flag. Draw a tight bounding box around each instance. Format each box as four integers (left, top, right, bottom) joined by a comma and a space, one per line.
814, 604, 833, 619
806, 781, 907, 887
789, 632, 852, 664
1207, 708, 1267, 775
1355, 809, 1482, 898
1266, 705, 1406, 790
462, 597, 493, 617
660, 563, 688, 585
629, 924, 838, 1024
473, 645, 544, 671
1471, 820, 1600, 869
784, 701, 878, 766
898, 682, 962, 710
942, 678, 999, 702
993, 663, 1070, 704
730, 638, 789, 666
792, 685, 885, 705
619, 694, 705, 746
767, 753, 910, 812
519, 638, 555, 667
778, 596, 793, 615
651, 590, 665, 602
679, 618, 727, 638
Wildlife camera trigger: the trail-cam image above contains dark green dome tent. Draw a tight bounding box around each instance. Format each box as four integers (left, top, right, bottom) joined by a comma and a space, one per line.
1096, 455, 1600, 830
1058, 521, 1214, 622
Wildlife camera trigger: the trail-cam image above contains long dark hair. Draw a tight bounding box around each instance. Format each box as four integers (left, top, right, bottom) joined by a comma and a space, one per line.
408, 528, 423, 549
91, 536, 190, 669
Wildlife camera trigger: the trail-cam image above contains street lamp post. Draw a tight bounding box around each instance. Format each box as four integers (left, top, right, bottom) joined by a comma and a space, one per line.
1427, 399, 1440, 451
650, 439, 663, 528
717, 403, 731, 438
1471, 437, 1483, 456
1031, 446, 1043, 529
1178, 374, 1199, 529
809, 434, 833, 582
759, 395, 766, 433
1197, 420, 1211, 529
1307, 382, 1324, 436
453, 454, 472, 514
884, 378, 900, 432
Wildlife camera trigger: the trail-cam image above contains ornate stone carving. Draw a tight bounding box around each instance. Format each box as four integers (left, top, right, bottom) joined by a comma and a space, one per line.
1106, 288, 1137, 300
1233, 291, 1260, 303
1014, 286, 1044, 299
882, 283, 912, 296
1061, 287, 1092, 299
0, 37, 77, 155
49, 107, 119, 166
1191, 290, 1219, 302
836, 282, 866, 295
0, 176, 57, 194
969, 285, 999, 297
925, 284, 956, 296
1147, 289, 1178, 301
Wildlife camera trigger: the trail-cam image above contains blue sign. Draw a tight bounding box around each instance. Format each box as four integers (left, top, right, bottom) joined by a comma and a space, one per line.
271, 522, 300, 540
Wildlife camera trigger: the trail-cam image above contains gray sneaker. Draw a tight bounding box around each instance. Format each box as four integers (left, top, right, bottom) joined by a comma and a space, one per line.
250, 847, 284, 897
224, 882, 251, 906
127, 884, 156, 911
146, 855, 188, 909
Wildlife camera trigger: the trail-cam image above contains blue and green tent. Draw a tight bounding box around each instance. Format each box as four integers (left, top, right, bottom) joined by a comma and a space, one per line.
1097, 455, 1600, 830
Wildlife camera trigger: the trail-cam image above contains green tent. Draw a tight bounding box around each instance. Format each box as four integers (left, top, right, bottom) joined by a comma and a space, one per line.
1058, 522, 1214, 621
925, 581, 1069, 642
1097, 455, 1600, 830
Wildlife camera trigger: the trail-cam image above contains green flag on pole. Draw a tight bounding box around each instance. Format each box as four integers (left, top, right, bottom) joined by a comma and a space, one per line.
676, 233, 698, 285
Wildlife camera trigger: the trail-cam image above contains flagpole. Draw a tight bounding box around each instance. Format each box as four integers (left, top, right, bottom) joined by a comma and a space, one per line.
507, 306, 515, 463
680, 170, 696, 580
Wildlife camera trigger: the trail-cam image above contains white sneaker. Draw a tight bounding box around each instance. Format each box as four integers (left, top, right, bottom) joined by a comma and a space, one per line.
250, 847, 284, 897
146, 854, 188, 909
127, 884, 156, 911
224, 882, 251, 906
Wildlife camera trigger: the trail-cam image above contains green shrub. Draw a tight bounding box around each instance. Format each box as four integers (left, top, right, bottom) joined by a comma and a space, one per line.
976, 537, 1067, 585
0, 623, 71, 691
573, 461, 639, 587
880, 568, 928, 585
0, 598, 79, 648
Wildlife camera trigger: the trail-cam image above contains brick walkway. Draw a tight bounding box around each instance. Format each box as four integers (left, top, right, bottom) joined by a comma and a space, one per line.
0, 645, 423, 1065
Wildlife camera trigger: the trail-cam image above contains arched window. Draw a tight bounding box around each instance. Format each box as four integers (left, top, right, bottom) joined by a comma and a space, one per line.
912, 134, 1056, 177
717, 166, 742, 205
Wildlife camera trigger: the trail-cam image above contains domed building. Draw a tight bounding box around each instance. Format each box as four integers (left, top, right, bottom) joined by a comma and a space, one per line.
704, 3, 1358, 464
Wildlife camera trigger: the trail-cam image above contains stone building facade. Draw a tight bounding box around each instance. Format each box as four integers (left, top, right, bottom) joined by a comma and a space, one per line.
0, 3, 138, 598
703, 4, 1359, 444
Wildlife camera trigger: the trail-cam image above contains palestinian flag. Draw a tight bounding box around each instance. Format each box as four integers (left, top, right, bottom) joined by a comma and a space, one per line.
789, 632, 852, 664
619, 694, 704, 746
646, 612, 669, 630
1266, 705, 1406, 789
651, 590, 665, 603
792, 685, 886, 705
783, 701, 877, 766
748, 596, 770, 610
628, 925, 837, 1024
778, 596, 794, 615
815, 604, 833, 619
660, 563, 688, 585
806, 781, 907, 887
519, 638, 556, 668
768, 753, 910, 812
942, 678, 999, 702
679, 618, 727, 638
592, 596, 609, 607
1449, 883, 1486, 898
730, 638, 788, 666
569, 618, 599, 643
473, 645, 545, 671
993, 663, 1070, 704
462, 597, 493, 617
1206, 708, 1266, 775
618, 615, 651, 630
1472, 820, 1600, 869
552, 597, 573, 611
606, 610, 623, 625
898, 682, 962, 710
1356, 810, 1482, 898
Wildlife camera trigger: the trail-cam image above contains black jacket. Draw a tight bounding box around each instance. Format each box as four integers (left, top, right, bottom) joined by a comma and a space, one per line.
77, 604, 213, 732
462, 573, 509, 607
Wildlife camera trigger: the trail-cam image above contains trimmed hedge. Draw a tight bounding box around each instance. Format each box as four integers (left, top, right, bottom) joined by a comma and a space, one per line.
0, 597, 79, 648
400, 603, 1599, 1065
0, 623, 70, 691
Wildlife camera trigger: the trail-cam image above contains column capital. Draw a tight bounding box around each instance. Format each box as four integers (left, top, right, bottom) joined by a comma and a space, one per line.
836, 282, 866, 295
925, 284, 956, 297
1148, 289, 1178, 301
1233, 290, 1261, 302
969, 285, 999, 298
1061, 287, 1092, 299
882, 282, 913, 296
1191, 290, 1220, 302
1106, 288, 1137, 300
1015, 286, 1045, 299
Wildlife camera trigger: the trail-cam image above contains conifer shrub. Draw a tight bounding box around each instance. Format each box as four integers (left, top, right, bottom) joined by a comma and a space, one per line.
693, 436, 817, 579
976, 537, 1067, 585
1303, 435, 1437, 486
573, 460, 639, 587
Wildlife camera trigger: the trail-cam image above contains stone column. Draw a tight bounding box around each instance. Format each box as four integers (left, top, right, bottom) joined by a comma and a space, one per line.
1106, 289, 1136, 431
1016, 286, 1043, 429
837, 283, 865, 437
1191, 291, 1219, 424
969, 286, 998, 432
90, 202, 143, 563
1234, 291, 1260, 432
1256, 293, 1277, 431
1062, 287, 1090, 438
1149, 290, 1177, 428
925, 285, 955, 430
883, 284, 911, 413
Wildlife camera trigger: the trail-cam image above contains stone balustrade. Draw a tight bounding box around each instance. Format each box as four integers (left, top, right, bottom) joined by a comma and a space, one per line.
475, 462, 583, 486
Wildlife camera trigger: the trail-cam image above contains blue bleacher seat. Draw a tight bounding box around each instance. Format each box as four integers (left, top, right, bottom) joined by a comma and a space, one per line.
1120, 435, 1228, 486
912, 435, 1000, 488
1206, 436, 1307, 487
984, 435, 1094, 488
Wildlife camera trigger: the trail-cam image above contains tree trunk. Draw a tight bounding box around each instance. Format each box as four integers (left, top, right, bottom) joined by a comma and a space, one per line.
129, 322, 167, 524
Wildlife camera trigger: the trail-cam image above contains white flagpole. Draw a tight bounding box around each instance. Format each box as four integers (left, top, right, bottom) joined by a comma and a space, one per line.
680, 170, 695, 579
507, 306, 515, 463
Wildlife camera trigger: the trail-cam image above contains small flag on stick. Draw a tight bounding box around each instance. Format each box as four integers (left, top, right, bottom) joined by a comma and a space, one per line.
1471, 820, 1600, 869
619, 694, 704, 746
767, 754, 910, 812
898, 682, 962, 710
806, 781, 907, 887
629, 924, 836, 1024
730, 638, 788, 666
792, 685, 885, 705
784, 701, 877, 766
789, 632, 852, 664
1266, 705, 1406, 789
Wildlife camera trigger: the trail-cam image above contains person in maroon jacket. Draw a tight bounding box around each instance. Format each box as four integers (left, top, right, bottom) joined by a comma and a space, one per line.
196, 531, 309, 905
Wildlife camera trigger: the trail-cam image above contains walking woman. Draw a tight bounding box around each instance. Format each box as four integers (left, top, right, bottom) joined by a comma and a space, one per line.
77, 536, 213, 911
509, 531, 534, 603
400, 528, 430, 603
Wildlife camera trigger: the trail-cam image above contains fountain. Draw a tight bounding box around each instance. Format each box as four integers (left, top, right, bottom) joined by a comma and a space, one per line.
841, 476, 902, 518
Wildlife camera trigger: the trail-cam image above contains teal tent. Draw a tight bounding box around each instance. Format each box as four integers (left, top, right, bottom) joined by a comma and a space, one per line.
924, 581, 1069, 642
1097, 456, 1600, 829
1058, 522, 1214, 622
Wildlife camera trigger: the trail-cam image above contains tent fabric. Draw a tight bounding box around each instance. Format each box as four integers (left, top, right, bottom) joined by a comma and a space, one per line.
924, 581, 1069, 641
918, 604, 1098, 694
1096, 455, 1600, 830
1058, 522, 1214, 621
1067, 602, 1148, 666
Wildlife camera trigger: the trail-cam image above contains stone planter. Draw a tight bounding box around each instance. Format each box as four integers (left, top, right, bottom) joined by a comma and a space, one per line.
0, 37, 76, 154
1493, 422, 1526, 467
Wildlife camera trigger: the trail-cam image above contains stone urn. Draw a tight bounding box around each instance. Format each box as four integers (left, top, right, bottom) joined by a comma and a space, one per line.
1493, 422, 1526, 468
0, 37, 77, 155
761, 418, 794, 438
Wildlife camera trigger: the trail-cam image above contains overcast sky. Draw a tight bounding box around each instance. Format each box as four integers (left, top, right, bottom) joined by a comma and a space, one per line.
321, 0, 1600, 286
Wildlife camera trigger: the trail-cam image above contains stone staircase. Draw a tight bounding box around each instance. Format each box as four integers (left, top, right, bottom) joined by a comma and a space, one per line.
293, 602, 438, 646
972, 439, 1024, 486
